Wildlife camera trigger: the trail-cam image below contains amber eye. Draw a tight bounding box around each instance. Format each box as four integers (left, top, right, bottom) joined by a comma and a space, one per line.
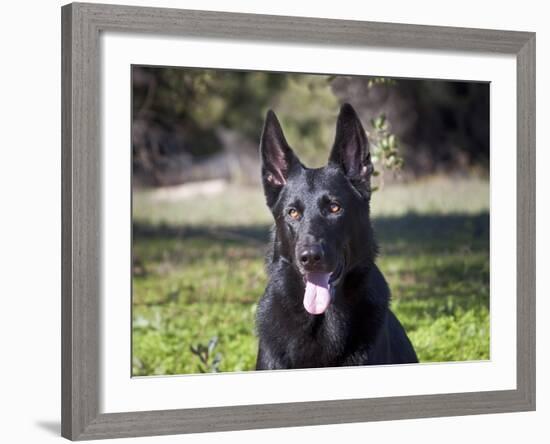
329, 202, 342, 214
288, 208, 301, 220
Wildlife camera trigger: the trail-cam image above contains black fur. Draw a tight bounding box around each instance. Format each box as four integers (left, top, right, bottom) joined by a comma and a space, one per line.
256, 104, 418, 370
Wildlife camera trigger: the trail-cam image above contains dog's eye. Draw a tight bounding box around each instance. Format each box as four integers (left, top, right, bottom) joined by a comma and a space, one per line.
288, 208, 301, 220
329, 202, 342, 214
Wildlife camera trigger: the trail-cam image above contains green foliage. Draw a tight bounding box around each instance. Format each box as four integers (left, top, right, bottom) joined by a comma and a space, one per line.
132, 178, 489, 375
369, 113, 404, 191
367, 77, 397, 88
275, 75, 404, 175
134, 68, 400, 173
134, 67, 289, 157
134, 68, 489, 187
273, 75, 339, 167
190, 336, 223, 373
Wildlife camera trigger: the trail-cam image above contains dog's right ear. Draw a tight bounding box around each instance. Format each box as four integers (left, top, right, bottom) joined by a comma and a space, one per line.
260, 110, 299, 207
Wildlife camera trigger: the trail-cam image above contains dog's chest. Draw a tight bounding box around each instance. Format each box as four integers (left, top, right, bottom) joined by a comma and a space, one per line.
282, 312, 352, 367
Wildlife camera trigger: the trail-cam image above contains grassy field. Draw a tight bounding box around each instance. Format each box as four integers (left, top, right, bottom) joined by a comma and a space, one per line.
132, 176, 490, 376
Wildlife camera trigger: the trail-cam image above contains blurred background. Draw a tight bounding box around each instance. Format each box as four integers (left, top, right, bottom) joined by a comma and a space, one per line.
132, 66, 490, 376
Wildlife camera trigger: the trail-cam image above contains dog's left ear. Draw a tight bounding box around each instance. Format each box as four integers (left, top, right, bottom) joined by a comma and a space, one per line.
329, 103, 373, 197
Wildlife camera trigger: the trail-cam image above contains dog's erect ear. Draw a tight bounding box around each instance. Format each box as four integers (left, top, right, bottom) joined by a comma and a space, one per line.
260, 110, 300, 206
329, 103, 373, 196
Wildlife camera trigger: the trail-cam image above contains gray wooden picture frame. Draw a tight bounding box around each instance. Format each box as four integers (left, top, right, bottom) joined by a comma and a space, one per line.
61, 2, 536, 440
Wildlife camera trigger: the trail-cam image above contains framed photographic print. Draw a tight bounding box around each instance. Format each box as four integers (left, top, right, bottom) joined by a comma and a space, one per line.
61, 2, 536, 440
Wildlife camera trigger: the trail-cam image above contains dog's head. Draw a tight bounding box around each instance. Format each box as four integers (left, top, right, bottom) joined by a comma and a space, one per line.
260, 104, 376, 315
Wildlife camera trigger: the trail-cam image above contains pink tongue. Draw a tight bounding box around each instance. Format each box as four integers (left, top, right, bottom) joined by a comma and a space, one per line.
303, 272, 331, 315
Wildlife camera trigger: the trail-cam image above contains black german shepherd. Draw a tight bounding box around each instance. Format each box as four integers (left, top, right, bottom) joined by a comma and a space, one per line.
255, 104, 418, 370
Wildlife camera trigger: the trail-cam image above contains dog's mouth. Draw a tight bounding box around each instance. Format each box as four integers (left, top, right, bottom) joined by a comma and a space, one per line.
302, 260, 345, 316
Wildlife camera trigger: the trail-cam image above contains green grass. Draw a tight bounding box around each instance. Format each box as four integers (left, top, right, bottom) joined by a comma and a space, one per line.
132, 177, 489, 376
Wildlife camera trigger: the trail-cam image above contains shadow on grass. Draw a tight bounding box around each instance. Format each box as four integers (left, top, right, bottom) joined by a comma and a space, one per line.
133, 222, 270, 245
374, 211, 489, 254
133, 211, 489, 253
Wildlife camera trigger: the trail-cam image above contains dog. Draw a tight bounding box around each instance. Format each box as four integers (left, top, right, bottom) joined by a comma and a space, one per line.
255, 103, 418, 370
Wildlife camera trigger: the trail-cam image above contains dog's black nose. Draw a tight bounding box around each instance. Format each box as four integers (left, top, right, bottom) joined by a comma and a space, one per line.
299, 244, 324, 269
